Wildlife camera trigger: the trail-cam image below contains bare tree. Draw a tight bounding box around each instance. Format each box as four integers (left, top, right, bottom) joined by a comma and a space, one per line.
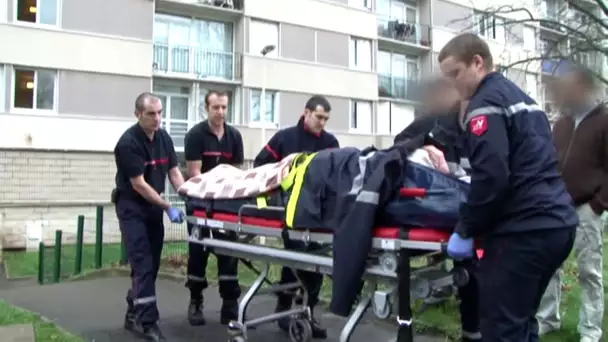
450, 0, 607, 82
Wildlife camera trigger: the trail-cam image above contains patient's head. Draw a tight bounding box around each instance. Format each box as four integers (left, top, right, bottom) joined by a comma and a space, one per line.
423, 77, 460, 114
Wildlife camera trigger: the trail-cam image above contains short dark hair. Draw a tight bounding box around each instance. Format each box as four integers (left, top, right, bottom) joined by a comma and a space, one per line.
570, 66, 597, 90
204, 90, 229, 107
305, 95, 331, 112
134, 92, 160, 112
438, 33, 494, 71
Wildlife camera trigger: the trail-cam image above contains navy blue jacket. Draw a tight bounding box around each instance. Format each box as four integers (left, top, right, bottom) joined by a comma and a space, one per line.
254, 116, 339, 166
455, 72, 578, 238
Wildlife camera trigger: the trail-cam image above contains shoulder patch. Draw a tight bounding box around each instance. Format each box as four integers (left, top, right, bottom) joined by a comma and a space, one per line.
469, 115, 488, 136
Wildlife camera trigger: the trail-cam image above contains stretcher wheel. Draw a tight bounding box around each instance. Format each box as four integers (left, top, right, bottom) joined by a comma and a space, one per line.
452, 267, 470, 287
288, 318, 312, 342
228, 336, 246, 342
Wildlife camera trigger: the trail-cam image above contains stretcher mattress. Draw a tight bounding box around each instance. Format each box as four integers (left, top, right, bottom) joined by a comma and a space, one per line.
191, 209, 453, 242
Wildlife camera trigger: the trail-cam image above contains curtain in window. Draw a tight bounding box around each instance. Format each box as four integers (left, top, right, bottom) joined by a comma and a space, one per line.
36, 70, 55, 110
392, 54, 406, 98
194, 21, 234, 78
250, 90, 275, 124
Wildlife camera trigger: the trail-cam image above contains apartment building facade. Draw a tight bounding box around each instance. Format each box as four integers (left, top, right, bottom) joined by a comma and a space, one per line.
0, 0, 605, 248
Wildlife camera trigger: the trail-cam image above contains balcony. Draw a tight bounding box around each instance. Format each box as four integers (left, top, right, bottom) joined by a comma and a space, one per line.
377, 18, 431, 53
541, 59, 569, 76
153, 44, 242, 82
156, 0, 244, 22
378, 75, 423, 102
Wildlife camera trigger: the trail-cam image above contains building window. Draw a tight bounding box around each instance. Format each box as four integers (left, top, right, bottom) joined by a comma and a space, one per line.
474, 12, 505, 43
0, 65, 4, 111
12, 68, 56, 111
154, 82, 190, 149
377, 51, 419, 100
522, 26, 537, 52
525, 73, 538, 101
348, 0, 372, 10
377, 101, 415, 135
153, 14, 234, 78
16, 0, 58, 25
250, 89, 278, 126
249, 20, 279, 57
349, 38, 372, 72
350, 100, 372, 133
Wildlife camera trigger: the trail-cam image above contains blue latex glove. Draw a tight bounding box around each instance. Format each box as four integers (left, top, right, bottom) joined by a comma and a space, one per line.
166, 207, 185, 223
447, 232, 474, 260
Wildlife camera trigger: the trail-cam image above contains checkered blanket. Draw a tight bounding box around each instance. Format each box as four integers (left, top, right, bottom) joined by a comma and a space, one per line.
177, 153, 300, 199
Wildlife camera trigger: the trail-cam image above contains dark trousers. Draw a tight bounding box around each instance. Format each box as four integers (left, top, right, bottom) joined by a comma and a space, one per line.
478, 228, 575, 342
454, 259, 481, 339
186, 221, 241, 301
117, 199, 165, 325
278, 239, 324, 308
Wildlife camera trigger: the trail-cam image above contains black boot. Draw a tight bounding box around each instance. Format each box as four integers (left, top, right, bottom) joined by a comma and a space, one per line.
220, 299, 239, 325
131, 322, 165, 341
310, 309, 327, 339
275, 294, 293, 333
124, 306, 135, 332
187, 299, 206, 326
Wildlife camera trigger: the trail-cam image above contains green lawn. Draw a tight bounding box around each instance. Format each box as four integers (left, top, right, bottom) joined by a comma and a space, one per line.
3, 241, 606, 341
0, 300, 84, 342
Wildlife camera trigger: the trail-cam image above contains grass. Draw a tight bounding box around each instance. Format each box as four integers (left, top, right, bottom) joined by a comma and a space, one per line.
0, 300, 84, 342
3, 239, 606, 341
413, 242, 608, 341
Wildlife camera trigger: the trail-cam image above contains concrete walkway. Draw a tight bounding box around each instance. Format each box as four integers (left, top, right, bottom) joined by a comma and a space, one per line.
0, 276, 441, 342
0, 324, 35, 342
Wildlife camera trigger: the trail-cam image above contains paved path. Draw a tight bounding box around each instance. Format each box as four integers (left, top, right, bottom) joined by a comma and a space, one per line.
0, 324, 35, 342
0, 276, 440, 342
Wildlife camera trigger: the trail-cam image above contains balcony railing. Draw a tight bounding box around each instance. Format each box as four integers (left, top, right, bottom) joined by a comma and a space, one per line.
541, 59, 569, 76
378, 75, 423, 101
153, 44, 241, 81
377, 18, 431, 47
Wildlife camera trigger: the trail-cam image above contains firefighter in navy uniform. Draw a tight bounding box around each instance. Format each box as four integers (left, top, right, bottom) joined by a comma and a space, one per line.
114, 92, 186, 341
184, 90, 244, 326
438, 33, 578, 341
254, 95, 339, 339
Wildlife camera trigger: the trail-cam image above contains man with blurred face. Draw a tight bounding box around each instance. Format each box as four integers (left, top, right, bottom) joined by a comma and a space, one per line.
114, 92, 186, 340
438, 33, 578, 341
253, 95, 339, 339
538, 67, 607, 342
183, 90, 244, 327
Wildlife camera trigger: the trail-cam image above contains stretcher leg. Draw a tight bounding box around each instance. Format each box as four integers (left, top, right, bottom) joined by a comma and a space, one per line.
338, 282, 376, 342
396, 248, 413, 342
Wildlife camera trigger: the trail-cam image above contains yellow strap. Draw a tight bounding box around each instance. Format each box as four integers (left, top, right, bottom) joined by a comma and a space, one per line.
280, 153, 306, 191
285, 152, 318, 228
256, 196, 268, 209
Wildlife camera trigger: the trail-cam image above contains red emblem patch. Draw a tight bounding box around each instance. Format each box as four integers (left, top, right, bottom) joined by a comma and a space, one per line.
469, 115, 488, 136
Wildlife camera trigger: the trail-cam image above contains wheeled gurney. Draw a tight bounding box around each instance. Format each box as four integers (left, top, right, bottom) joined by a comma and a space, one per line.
185, 187, 471, 342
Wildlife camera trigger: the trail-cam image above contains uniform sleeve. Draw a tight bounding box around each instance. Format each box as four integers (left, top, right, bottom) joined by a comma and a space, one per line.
393, 116, 435, 144
254, 132, 282, 167
115, 142, 146, 179
232, 129, 245, 165
328, 134, 340, 148
165, 133, 178, 169
184, 130, 203, 162
455, 104, 510, 238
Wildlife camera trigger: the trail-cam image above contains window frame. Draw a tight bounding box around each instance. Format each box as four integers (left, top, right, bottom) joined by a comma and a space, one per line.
473, 11, 506, 43
153, 81, 192, 152
10, 66, 58, 115
14, 0, 62, 27
349, 37, 372, 72
249, 89, 279, 128
349, 100, 373, 134
248, 19, 280, 58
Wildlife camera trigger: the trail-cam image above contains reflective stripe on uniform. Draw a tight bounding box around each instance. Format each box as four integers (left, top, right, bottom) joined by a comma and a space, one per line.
462, 330, 482, 339
134, 296, 156, 305
356, 190, 379, 204
187, 275, 206, 282
218, 275, 239, 281
465, 101, 543, 124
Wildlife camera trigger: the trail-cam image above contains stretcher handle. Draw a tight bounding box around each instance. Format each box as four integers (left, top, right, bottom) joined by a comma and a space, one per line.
399, 187, 427, 197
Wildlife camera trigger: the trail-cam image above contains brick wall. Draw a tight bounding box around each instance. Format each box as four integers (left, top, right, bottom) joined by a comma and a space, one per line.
0, 149, 119, 249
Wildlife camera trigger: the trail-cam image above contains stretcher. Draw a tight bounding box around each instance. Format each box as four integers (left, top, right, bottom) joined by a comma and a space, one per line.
185, 187, 471, 342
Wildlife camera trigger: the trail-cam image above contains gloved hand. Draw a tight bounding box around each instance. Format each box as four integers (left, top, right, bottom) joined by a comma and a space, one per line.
447, 232, 474, 260
166, 207, 185, 223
